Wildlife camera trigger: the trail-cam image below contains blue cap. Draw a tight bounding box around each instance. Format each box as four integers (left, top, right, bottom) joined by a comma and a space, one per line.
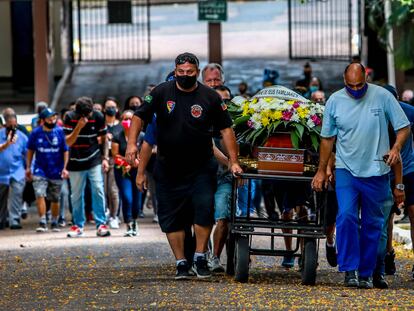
39, 108, 57, 119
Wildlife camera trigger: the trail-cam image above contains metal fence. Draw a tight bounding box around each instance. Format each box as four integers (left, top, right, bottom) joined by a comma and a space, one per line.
71, 0, 151, 63
288, 0, 361, 61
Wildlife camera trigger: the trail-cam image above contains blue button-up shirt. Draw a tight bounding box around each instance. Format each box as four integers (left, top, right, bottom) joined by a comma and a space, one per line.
0, 128, 28, 185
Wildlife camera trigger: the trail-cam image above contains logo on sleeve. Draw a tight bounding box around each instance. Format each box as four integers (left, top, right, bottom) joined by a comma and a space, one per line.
166, 101, 175, 113
191, 105, 203, 118
145, 95, 153, 103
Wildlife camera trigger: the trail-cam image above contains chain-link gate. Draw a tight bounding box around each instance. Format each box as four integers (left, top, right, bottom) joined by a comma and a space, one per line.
288, 0, 361, 61
71, 0, 150, 63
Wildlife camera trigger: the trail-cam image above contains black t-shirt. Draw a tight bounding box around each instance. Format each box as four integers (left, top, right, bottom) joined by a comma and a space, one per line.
107, 123, 123, 137
63, 110, 107, 171
112, 130, 128, 157
134, 81, 233, 179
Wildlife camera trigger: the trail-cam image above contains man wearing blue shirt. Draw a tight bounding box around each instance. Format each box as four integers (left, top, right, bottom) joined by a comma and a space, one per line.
0, 111, 28, 230
374, 85, 414, 285
26, 108, 69, 233
312, 63, 410, 289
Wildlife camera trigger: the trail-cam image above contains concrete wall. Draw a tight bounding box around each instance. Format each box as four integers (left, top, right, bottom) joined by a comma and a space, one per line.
0, 2, 12, 77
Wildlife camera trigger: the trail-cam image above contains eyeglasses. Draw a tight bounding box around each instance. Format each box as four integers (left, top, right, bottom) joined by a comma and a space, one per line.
175, 54, 199, 67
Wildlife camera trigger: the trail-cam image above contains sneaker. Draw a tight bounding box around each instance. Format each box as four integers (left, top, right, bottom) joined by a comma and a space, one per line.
109, 217, 120, 229
384, 249, 396, 275
192, 256, 212, 279
97, 224, 111, 237
36, 223, 48, 233
67, 225, 84, 238
138, 211, 145, 219
344, 270, 359, 287
124, 222, 134, 237
373, 274, 388, 289
152, 215, 159, 223
131, 220, 139, 236
325, 241, 337, 267
281, 255, 295, 268
208, 256, 225, 273
21, 211, 28, 220
58, 218, 66, 228
51, 222, 60, 232
358, 276, 374, 289
10, 222, 23, 230
175, 261, 191, 280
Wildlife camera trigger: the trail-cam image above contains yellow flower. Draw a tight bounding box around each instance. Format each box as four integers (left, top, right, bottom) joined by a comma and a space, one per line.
261, 117, 270, 127
251, 98, 258, 104
287, 100, 295, 105
296, 107, 309, 119
264, 98, 273, 103
242, 103, 250, 116
272, 110, 283, 120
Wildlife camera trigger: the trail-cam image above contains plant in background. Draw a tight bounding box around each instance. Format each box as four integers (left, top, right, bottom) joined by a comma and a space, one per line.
368, 0, 414, 71
229, 86, 324, 150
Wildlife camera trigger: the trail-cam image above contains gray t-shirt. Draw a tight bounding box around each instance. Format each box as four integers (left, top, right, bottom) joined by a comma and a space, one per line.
321, 83, 409, 177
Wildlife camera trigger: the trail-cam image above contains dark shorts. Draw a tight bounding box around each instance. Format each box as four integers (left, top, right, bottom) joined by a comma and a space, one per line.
391, 172, 414, 209
155, 160, 217, 233
273, 181, 310, 213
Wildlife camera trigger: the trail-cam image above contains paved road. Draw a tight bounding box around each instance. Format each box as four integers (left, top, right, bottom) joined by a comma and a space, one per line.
1, 211, 413, 310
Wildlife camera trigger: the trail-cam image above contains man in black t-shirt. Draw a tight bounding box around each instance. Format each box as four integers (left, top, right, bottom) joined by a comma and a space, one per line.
63, 97, 111, 238
126, 53, 242, 280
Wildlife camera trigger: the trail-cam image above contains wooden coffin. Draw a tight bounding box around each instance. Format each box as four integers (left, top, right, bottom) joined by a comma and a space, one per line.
257, 147, 305, 175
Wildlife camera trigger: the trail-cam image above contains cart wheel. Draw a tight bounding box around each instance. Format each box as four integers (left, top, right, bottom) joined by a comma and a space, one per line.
301, 238, 317, 285
234, 234, 250, 283
226, 232, 235, 275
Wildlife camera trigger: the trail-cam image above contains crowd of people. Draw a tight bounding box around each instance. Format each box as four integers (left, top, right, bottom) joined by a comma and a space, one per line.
1, 52, 414, 288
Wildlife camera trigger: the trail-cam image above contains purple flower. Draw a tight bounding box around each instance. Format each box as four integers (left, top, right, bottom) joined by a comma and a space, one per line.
282, 110, 293, 121
311, 115, 321, 125
293, 102, 300, 109
247, 120, 254, 128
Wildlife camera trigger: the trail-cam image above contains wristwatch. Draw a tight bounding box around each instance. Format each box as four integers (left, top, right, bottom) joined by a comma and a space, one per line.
395, 183, 405, 191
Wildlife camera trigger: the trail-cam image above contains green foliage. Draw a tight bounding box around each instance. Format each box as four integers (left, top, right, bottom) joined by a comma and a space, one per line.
367, 0, 414, 70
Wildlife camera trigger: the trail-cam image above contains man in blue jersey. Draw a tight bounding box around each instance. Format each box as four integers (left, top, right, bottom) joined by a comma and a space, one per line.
312, 63, 410, 289
373, 85, 414, 286
26, 108, 69, 232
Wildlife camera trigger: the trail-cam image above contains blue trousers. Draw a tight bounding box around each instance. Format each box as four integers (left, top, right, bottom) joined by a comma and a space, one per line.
69, 165, 107, 228
114, 168, 142, 223
335, 169, 389, 277
375, 188, 394, 276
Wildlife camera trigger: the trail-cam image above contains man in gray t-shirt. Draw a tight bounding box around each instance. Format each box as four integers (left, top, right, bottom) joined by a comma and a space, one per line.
312, 63, 410, 289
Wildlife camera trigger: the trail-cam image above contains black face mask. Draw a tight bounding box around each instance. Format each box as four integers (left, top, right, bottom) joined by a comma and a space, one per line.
44, 122, 56, 129
129, 106, 139, 112
76, 104, 93, 117
105, 107, 117, 117
176, 75, 197, 90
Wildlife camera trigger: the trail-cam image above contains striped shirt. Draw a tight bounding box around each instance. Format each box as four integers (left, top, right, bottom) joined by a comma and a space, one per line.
63, 110, 107, 171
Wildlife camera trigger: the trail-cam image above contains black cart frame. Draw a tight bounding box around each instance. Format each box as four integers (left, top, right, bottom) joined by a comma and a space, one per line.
226, 173, 327, 285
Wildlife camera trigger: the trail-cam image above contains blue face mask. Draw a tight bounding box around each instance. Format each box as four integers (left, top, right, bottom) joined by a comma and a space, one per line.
309, 86, 319, 93
345, 83, 368, 99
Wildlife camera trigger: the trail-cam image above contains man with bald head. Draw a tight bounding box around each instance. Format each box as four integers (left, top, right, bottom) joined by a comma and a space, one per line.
312, 63, 410, 289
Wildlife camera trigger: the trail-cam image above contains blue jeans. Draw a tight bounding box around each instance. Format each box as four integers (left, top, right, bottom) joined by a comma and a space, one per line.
335, 169, 388, 277
214, 175, 232, 221
69, 165, 106, 228
114, 168, 142, 223
237, 179, 261, 217
375, 188, 394, 276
